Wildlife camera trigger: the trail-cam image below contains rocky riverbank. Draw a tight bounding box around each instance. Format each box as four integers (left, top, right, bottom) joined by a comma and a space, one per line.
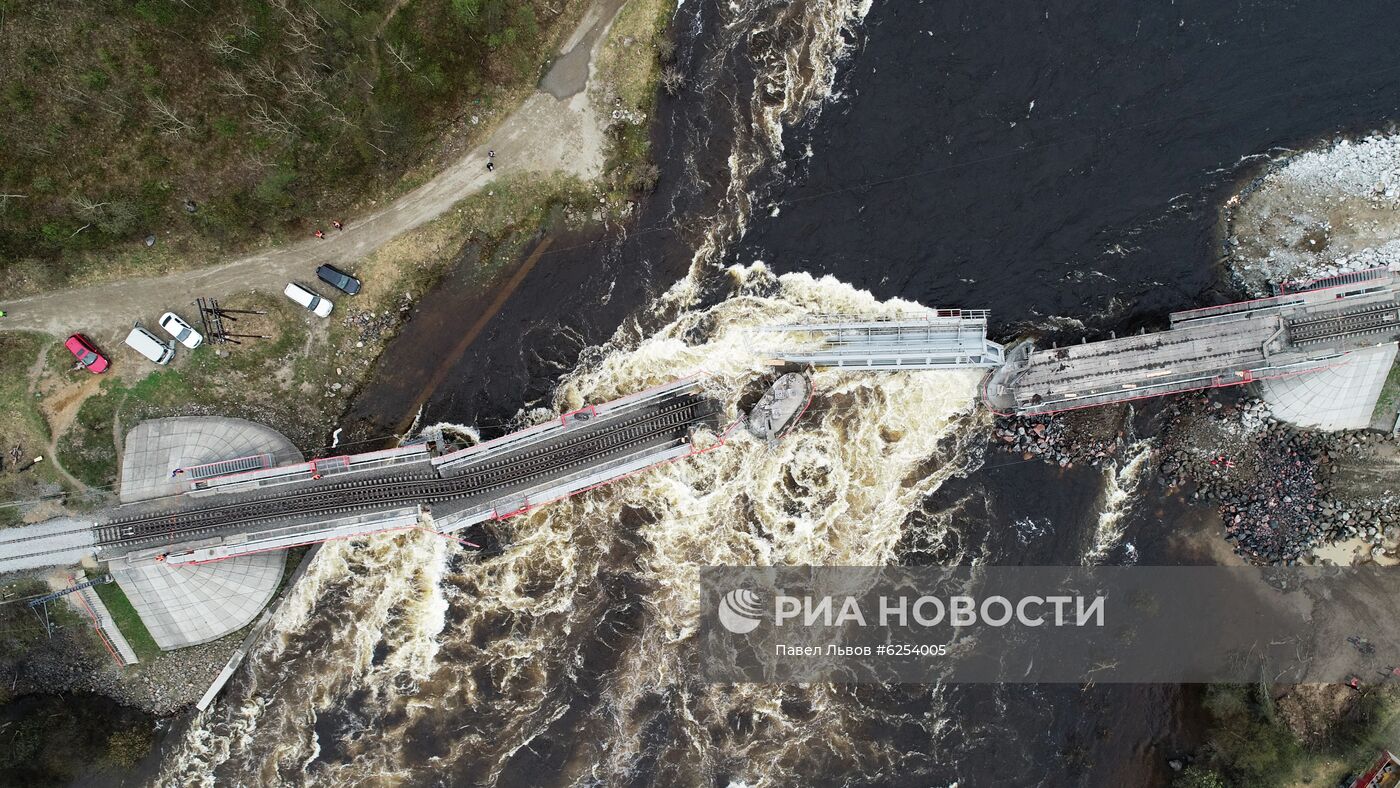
1, 626, 238, 716
994, 393, 1400, 565
1159, 395, 1399, 564
992, 406, 1129, 469
1224, 132, 1400, 295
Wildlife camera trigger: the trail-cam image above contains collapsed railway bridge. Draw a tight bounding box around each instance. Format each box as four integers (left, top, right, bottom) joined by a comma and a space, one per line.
6, 266, 1400, 659
98, 387, 720, 555
0, 377, 725, 652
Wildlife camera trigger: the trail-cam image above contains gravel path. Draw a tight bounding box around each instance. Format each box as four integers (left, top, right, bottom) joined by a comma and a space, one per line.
0, 0, 621, 338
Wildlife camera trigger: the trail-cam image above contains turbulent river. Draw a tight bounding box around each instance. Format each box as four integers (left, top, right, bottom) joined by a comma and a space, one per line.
158, 0, 1400, 785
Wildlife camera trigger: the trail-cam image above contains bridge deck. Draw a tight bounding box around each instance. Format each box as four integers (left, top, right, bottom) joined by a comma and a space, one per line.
998, 314, 1282, 412
762, 312, 1005, 369
92, 379, 723, 561
986, 269, 1400, 416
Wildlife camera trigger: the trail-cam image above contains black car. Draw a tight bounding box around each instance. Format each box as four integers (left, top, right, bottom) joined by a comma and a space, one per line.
316, 264, 362, 295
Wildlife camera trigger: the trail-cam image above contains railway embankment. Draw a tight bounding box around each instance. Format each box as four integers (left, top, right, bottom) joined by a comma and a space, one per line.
1224, 132, 1400, 295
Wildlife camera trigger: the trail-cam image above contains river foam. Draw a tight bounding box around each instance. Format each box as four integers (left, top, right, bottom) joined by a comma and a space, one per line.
157, 267, 989, 785
157, 1, 986, 782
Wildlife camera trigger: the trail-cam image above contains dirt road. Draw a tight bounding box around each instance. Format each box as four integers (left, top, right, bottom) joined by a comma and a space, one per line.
0, 0, 624, 338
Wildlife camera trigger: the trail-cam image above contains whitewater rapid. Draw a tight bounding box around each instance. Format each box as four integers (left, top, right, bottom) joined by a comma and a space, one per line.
159, 268, 987, 785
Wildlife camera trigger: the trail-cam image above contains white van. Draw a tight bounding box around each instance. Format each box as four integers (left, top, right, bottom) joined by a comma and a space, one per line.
284, 282, 333, 318
125, 325, 176, 365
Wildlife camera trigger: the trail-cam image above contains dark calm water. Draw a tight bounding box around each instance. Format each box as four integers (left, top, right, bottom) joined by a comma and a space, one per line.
739, 0, 1400, 334
322, 1, 1400, 785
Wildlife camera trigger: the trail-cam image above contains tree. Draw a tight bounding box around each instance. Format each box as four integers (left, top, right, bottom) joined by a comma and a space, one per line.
1174, 766, 1226, 788
451, 0, 482, 24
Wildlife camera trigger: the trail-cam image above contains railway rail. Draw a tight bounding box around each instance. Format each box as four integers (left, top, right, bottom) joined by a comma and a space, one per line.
1285, 303, 1400, 345
96, 396, 718, 550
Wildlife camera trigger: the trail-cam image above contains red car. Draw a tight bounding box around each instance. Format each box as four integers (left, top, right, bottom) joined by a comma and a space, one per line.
64, 334, 109, 373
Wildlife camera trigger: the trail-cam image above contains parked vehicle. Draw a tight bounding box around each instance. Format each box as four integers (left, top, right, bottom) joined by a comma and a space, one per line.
64, 334, 109, 373
159, 311, 204, 348
124, 325, 176, 365
284, 282, 333, 317
316, 264, 362, 295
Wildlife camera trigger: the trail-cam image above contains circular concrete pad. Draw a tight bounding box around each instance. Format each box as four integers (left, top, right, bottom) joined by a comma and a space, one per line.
119, 416, 302, 504
110, 548, 286, 650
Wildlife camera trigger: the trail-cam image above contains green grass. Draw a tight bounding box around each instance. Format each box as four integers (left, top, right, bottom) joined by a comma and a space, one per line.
1375, 359, 1400, 423
92, 579, 161, 662
0, 333, 64, 522
0, 580, 86, 664
593, 0, 672, 203
57, 382, 124, 489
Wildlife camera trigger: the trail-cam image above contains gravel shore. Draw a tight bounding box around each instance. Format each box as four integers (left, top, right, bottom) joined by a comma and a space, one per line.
2, 626, 239, 716
1225, 132, 1400, 294
995, 393, 1399, 565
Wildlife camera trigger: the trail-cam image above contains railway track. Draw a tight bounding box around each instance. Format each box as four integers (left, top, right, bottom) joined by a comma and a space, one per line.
97, 396, 718, 549
1286, 303, 1400, 344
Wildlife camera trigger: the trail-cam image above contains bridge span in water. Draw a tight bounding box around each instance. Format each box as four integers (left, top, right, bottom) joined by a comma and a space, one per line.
981, 266, 1400, 429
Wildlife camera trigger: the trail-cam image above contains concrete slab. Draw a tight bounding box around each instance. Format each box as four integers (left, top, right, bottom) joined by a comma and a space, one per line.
196, 545, 322, 711
119, 417, 302, 504
109, 548, 285, 650
1259, 345, 1399, 430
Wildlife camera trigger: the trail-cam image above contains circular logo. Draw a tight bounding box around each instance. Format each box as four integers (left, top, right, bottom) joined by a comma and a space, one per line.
718, 588, 764, 634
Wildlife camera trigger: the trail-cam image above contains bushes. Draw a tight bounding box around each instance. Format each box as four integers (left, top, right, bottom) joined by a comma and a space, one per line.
1213, 685, 1304, 785
1184, 684, 1305, 788
253, 166, 300, 219
1173, 766, 1226, 788
0, 694, 157, 786
58, 386, 123, 489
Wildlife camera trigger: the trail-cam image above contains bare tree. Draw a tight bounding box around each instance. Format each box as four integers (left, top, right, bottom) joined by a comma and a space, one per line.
660, 66, 685, 96
286, 67, 319, 98
208, 33, 249, 58
249, 62, 289, 92
283, 26, 323, 54
233, 18, 261, 40
148, 97, 193, 135
217, 70, 258, 101
56, 81, 125, 117
247, 103, 298, 137
302, 1, 332, 31
0, 194, 26, 214
270, 0, 325, 34
655, 38, 676, 63
70, 195, 110, 216
638, 163, 661, 191
385, 40, 414, 72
